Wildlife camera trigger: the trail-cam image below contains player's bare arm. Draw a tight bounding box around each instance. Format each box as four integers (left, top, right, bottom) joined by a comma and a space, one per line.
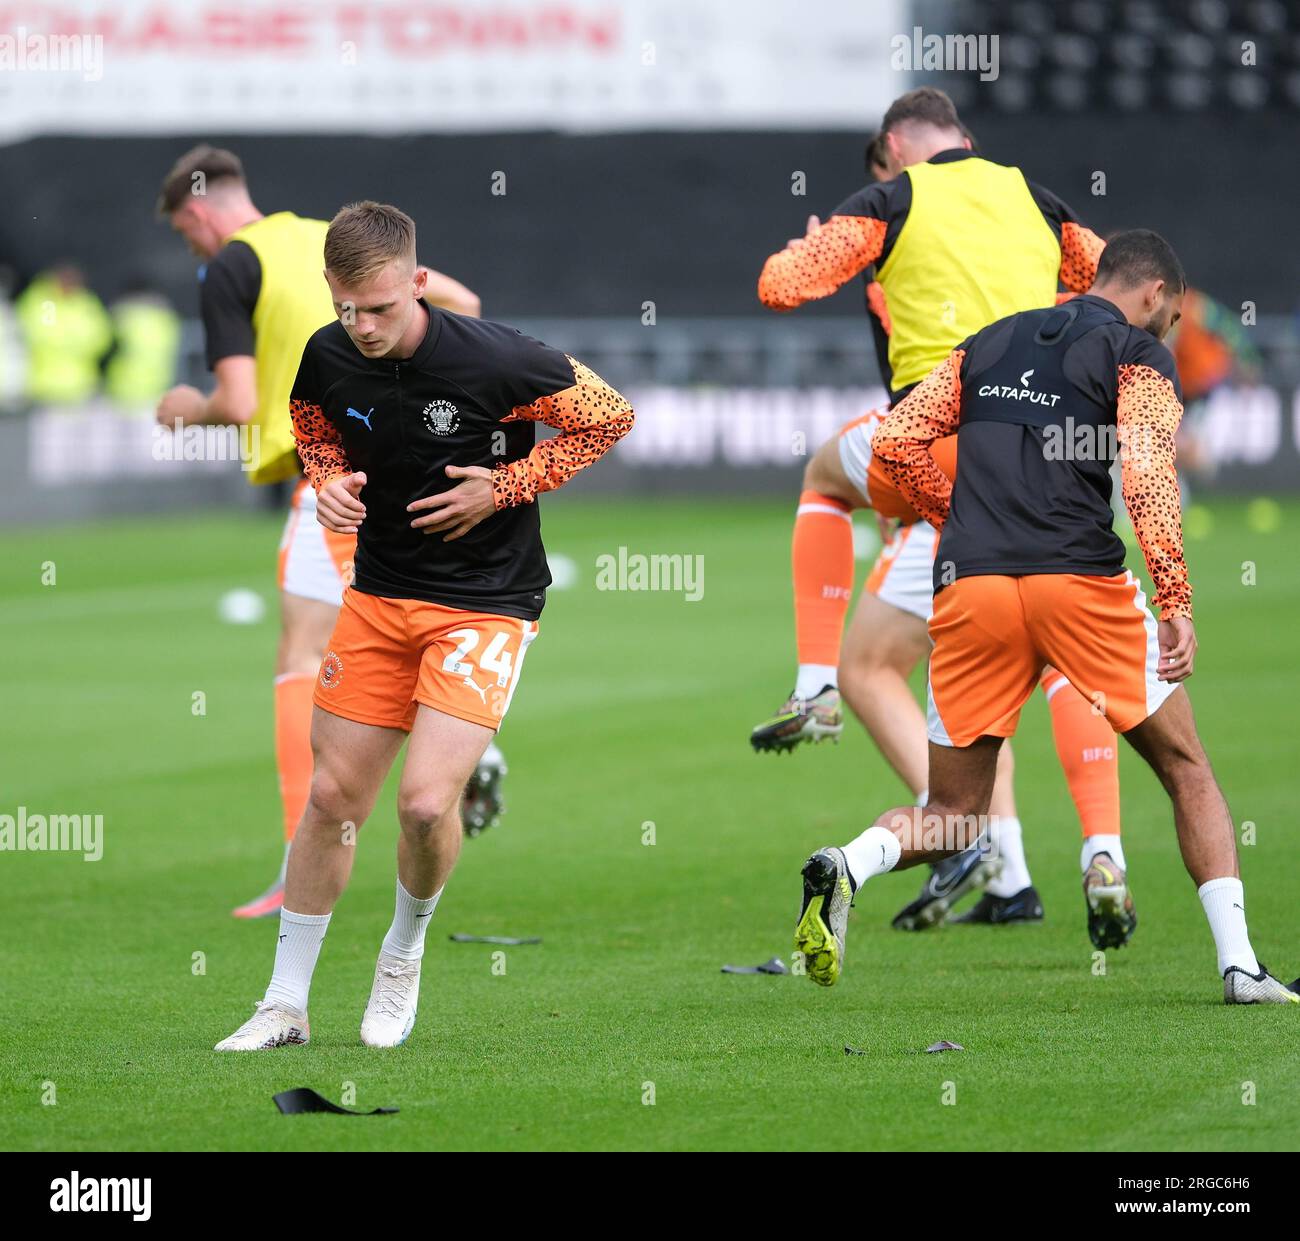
421, 266, 481, 318
155, 355, 257, 427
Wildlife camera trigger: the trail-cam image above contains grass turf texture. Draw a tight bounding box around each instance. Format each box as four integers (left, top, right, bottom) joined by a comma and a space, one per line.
1, 496, 1297, 1152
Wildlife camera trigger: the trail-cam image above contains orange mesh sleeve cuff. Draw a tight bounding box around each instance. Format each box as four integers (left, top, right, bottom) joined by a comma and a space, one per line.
872, 349, 965, 530
492, 356, 634, 509
1060, 222, 1106, 294
291, 399, 350, 492
758, 215, 887, 309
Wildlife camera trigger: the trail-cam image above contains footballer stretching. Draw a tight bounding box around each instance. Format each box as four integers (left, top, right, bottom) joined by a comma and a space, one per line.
795, 231, 1297, 1005
216, 202, 633, 1051
154, 145, 497, 923
752, 88, 1132, 946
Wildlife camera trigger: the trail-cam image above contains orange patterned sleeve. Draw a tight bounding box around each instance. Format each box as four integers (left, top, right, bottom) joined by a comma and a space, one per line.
1117, 363, 1190, 619
758, 215, 887, 309
871, 350, 965, 531
291, 399, 351, 493
492, 355, 634, 509
1060, 222, 1106, 294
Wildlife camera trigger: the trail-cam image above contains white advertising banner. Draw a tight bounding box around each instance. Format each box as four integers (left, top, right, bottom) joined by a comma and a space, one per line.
0, 0, 906, 141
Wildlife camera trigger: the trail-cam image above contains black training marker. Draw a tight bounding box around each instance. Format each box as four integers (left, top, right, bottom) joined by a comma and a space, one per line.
273, 1088, 398, 1116
449, 933, 542, 945
720, 956, 789, 975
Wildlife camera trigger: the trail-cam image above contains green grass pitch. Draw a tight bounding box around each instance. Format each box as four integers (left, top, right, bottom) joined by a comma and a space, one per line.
1, 495, 1297, 1151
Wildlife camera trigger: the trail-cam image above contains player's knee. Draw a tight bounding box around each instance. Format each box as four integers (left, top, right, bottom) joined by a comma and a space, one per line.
396, 787, 460, 837
802, 441, 847, 500
306, 769, 361, 829
1152, 738, 1214, 793
847, 656, 913, 693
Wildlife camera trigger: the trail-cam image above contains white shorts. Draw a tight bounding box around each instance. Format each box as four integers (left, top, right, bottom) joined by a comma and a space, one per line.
277, 481, 355, 607
836, 409, 885, 505
865, 520, 938, 622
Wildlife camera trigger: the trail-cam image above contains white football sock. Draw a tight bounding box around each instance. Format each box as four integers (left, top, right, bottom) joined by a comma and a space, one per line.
794, 664, 838, 700
263, 908, 331, 1014
1198, 877, 1260, 976
985, 816, 1032, 897
1081, 834, 1127, 873
841, 825, 902, 890
381, 879, 443, 962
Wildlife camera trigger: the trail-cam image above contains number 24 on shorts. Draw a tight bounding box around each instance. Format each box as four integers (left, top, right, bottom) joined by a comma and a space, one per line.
443, 628, 515, 688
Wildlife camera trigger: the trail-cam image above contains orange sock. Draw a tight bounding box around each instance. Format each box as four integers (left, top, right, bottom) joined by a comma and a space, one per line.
792, 490, 854, 676
274, 673, 316, 842
1040, 666, 1121, 839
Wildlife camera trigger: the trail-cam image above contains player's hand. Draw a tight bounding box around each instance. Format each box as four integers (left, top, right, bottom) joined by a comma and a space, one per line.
155, 384, 206, 427
317, 472, 367, 534
407, 465, 496, 541
787, 214, 821, 250
1157, 616, 1196, 682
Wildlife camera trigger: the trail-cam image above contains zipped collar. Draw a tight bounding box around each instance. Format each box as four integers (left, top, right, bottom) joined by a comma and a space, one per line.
396, 301, 443, 369
1072, 293, 1127, 325
374, 301, 443, 370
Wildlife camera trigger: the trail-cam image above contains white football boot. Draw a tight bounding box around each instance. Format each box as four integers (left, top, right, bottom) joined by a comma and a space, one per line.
214, 1000, 309, 1051
1223, 964, 1300, 1005
360, 952, 422, 1047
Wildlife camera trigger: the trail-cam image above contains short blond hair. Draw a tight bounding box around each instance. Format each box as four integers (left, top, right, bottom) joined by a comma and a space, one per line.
324, 201, 417, 285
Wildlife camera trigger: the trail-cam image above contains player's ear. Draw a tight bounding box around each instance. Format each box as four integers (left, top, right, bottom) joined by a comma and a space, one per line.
412, 265, 428, 299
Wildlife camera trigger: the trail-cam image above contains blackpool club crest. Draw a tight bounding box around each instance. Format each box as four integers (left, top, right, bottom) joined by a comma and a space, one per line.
422, 400, 461, 436
319, 652, 343, 690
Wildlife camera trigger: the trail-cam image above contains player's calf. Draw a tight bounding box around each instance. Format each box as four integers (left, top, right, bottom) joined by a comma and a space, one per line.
1124, 690, 1294, 997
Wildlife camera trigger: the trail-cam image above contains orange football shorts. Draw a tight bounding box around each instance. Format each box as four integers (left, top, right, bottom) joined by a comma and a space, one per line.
314, 587, 539, 733
926, 571, 1178, 748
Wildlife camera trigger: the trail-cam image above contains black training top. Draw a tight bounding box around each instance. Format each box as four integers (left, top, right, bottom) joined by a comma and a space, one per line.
873, 294, 1191, 618
290, 304, 633, 621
